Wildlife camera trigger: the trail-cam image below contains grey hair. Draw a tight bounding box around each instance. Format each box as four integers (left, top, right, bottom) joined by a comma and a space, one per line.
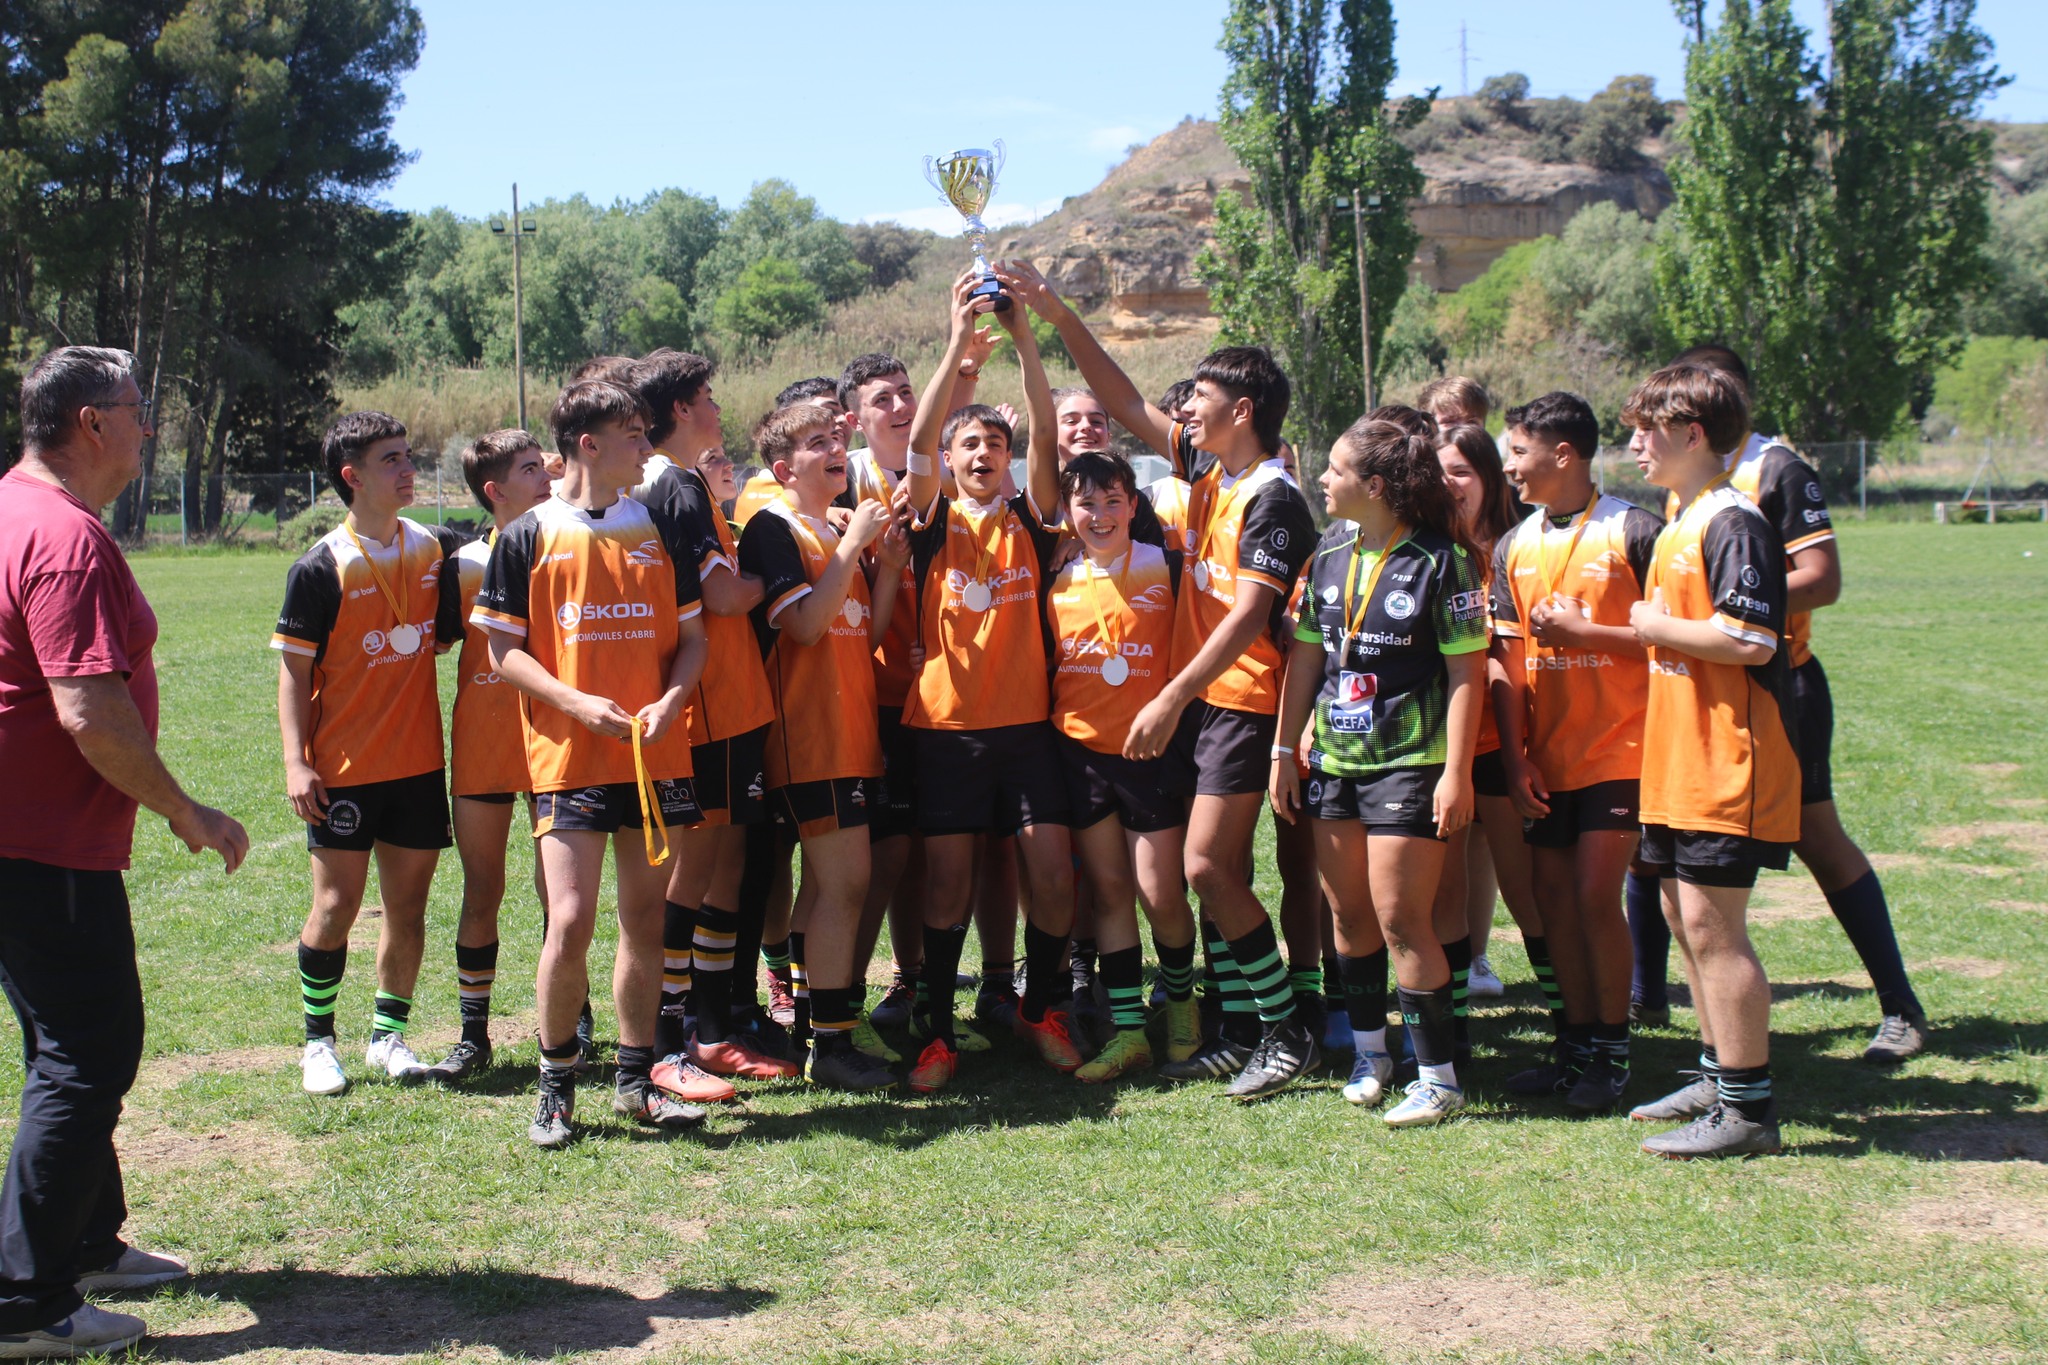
21, 347, 138, 450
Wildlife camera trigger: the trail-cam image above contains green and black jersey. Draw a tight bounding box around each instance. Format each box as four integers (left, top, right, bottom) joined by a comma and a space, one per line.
1296, 523, 1489, 775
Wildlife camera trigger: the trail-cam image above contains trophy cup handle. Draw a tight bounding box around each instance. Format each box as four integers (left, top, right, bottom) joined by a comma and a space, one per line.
922, 155, 944, 198
991, 140, 1006, 186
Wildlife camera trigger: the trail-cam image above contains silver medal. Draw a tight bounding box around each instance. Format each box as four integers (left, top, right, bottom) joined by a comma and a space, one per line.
1101, 654, 1130, 687
1192, 562, 1210, 592
387, 623, 422, 656
963, 580, 993, 613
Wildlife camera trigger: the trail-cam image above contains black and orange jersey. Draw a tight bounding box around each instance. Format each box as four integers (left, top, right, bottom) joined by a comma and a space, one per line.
1640, 485, 1800, 841
1490, 496, 1663, 790
1045, 543, 1181, 754
835, 450, 919, 708
472, 494, 703, 793
904, 491, 1062, 731
734, 469, 783, 527
736, 500, 883, 787
1296, 525, 1489, 774
636, 454, 776, 744
450, 535, 530, 798
1146, 475, 1195, 557
1667, 435, 1833, 666
1163, 421, 1316, 716
271, 518, 462, 786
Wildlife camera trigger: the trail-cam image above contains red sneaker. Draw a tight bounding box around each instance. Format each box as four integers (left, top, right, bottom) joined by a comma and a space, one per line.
766, 971, 797, 1027
688, 1034, 800, 1080
1013, 1009, 1083, 1072
651, 1054, 737, 1103
908, 1036, 958, 1094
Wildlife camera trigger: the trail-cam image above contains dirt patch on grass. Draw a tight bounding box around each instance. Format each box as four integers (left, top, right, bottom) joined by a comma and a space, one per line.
1901, 1165, 2048, 1248
1966, 762, 2023, 781
145, 1046, 297, 1087
1305, 1270, 1625, 1359
1748, 878, 1833, 923
118, 1118, 306, 1177
1990, 899, 2048, 915
1924, 821, 2048, 866
1918, 955, 2010, 979
1906, 1118, 2048, 1164
1996, 797, 2048, 813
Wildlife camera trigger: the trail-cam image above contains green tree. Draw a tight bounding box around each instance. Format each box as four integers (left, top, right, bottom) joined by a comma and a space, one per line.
1198, 0, 1430, 449
1964, 188, 2048, 339
712, 257, 824, 357
1568, 75, 1671, 173
1477, 72, 1530, 126
696, 179, 868, 316
1528, 202, 1666, 361
1658, 0, 2003, 441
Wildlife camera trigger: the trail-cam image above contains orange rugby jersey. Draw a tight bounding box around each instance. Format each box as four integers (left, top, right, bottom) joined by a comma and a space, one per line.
904, 491, 1062, 731
1164, 421, 1317, 716
1045, 543, 1181, 754
636, 454, 775, 745
1489, 496, 1663, 791
271, 519, 462, 786
450, 536, 530, 797
734, 469, 783, 527
1639, 485, 1801, 842
472, 494, 703, 793
838, 449, 919, 708
1146, 475, 1194, 556
736, 500, 882, 787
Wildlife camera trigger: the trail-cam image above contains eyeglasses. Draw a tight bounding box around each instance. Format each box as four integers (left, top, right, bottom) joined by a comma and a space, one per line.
95, 398, 154, 426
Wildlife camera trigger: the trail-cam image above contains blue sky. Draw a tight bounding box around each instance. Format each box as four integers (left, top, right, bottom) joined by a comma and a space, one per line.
385, 0, 2046, 226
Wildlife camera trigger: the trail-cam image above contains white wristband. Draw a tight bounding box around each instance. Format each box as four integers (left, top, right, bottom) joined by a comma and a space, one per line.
1269, 745, 1295, 760
907, 450, 933, 477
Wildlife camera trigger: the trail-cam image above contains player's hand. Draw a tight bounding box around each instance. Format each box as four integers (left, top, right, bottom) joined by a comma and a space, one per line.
172, 802, 249, 873
950, 269, 997, 332
1434, 767, 1475, 838
906, 639, 927, 672
960, 322, 997, 376
1268, 757, 1301, 823
877, 513, 911, 571
991, 259, 1057, 315
285, 760, 329, 826
995, 402, 1020, 431
1505, 753, 1552, 821
845, 498, 892, 551
825, 505, 853, 534
1048, 534, 1083, 575
635, 692, 684, 745
1531, 595, 1590, 647
568, 692, 634, 739
1122, 694, 1184, 763
1629, 588, 1668, 645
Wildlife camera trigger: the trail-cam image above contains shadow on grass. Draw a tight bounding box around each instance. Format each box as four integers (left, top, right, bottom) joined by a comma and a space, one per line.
142, 1268, 775, 1361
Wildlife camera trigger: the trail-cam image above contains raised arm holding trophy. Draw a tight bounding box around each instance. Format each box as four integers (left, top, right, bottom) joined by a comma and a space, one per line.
923, 142, 1010, 313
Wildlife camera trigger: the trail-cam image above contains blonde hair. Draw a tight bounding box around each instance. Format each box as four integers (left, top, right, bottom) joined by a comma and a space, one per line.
752, 402, 838, 467
1417, 375, 1490, 425
1620, 364, 1750, 456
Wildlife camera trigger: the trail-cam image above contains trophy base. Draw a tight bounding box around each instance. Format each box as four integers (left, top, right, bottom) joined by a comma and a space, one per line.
969, 274, 1011, 312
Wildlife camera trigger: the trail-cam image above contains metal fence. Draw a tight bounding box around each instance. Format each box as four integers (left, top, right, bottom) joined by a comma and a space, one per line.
105, 468, 493, 548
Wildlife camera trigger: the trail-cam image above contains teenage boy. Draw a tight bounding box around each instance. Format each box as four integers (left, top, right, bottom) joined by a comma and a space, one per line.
996, 259, 1320, 1099
425, 429, 553, 1083
1492, 393, 1662, 1110
274, 412, 462, 1096
474, 380, 710, 1147
737, 401, 908, 1090
899, 271, 1077, 1094
1622, 363, 1798, 1158
1418, 376, 1490, 431
1648, 344, 1929, 1064
631, 350, 795, 1093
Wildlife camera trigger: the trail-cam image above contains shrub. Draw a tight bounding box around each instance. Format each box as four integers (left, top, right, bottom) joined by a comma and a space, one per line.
1478, 72, 1531, 125
1530, 98, 1584, 163
280, 504, 347, 552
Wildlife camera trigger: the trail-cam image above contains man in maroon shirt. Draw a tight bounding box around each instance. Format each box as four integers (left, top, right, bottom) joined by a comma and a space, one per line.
0, 347, 246, 1358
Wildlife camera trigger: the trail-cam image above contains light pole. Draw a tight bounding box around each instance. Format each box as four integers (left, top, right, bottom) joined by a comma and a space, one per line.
1334, 190, 1384, 413
489, 184, 538, 429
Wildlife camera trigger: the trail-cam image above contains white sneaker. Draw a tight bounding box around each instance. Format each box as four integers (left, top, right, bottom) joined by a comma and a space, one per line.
364, 1034, 426, 1082
75, 1247, 189, 1291
0, 1303, 146, 1357
1467, 954, 1505, 999
300, 1037, 347, 1095
1384, 1077, 1467, 1128
1342, 1050, 1395, 1105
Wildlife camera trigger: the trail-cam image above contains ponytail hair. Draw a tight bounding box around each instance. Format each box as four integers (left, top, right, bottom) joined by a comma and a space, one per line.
1334, 416, 1478, 562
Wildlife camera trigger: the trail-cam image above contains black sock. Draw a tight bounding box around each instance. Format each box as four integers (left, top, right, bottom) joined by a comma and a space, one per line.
810, 986, 857, 1053
1224, 919, 1296, 1026
1206, 921, 1259, 1044
657, 900, 696, 1056
1323, 951, 1344, 1005
455, 941, 498, 1046
1524, 933, 1566, 1028
1020, 922, 1067, 1024
1823, 870, 1922, 1018
1715, 1061, 1772, 1122
1098, 945, 1145, 1030
615, 1043, 654, 1090
693, 903, 740, 1044
1337, 949, 1389, 1043
1397, 984, 1458, 1077
921, 924, 968, 1043
298, 942, 346, 1041
1700, 1042, 1721, 1081
539, 1037, 579, 1089
1626, 870, 1670, 1009
370, 991, 411, 1043
1155, 935, 1196, 1002
1442, 934, 1472, 1053
733, 824, 777, 1014
979, 956, 1015, 998
1592, 1019, 1631, 1078
1071, 937, 1098, 976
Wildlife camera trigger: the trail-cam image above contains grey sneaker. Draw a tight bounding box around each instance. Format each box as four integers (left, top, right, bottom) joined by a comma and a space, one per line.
0, 1303, 145, 1358
75, 1247, 188, 1292
425, 1038, 492, 1083
528, 1080, 576, 1149
1640, 1102, 1781, 1159
614, 1081, 706, 1130
1863, 1013, 1928, 1065
1629, 1072, 1718, 1122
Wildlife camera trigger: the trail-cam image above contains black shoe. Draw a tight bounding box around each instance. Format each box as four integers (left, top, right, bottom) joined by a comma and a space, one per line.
574, 1006, 599, 1075
1565, 1051, 1630, 1112
870, 978, 916, 1028
426, 1038, 492, 1083
808, 1042, 899, 1092
974, 986, 1021, 1032
1224, 1018, 1320, 1100
1291, 993, 1329, 1062
1159, 1035, 1256, 1082
1505, 1037, 1582, 1096
1629, 997, 1672, 1029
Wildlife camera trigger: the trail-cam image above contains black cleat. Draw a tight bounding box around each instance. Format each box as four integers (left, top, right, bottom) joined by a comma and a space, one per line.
425, 1038, 492, 1084
1159, 1035, 1256, 1083
1224, 1018, 1321, 1100
1565, 1051, 1630, 1112
808, 1043, 899, 1092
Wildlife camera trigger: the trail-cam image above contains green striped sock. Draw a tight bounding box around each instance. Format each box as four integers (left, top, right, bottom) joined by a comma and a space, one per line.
371, 990, 411, 1040
1100, 946, 1146, 1030
298, 942, 345, 1040
1288, 966, 1322, 1001
1226, 921, 1296, 1024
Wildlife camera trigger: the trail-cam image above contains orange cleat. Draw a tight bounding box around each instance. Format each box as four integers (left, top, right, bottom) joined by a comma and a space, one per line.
651, 1054, 738, 1103
908, 1036, 958, 1094
1013, 1009, 1083, 1072
688, 1035, 800, 1080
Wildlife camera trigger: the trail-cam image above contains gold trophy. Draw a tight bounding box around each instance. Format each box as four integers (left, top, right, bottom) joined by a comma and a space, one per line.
923, 142, 1010, 312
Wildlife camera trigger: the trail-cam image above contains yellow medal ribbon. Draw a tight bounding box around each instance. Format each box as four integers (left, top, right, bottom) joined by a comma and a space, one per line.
344, 522, 411, 636
959, 498, 1004, 587
630, 717, 672, 867
1082, 552, 1128, 680
1344, 523, 1410, 642
1191, 470, 1254, 585
1537, 501, 1596, 605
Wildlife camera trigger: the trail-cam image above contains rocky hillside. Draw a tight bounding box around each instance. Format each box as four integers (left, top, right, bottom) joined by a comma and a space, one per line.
1000, 105, 1675, 339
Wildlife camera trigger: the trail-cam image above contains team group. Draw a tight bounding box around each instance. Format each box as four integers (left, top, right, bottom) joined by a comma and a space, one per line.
273, 259, 1928, 1159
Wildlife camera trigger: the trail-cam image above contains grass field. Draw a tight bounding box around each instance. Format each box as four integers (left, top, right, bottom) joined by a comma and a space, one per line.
8, 521, 2046, 1363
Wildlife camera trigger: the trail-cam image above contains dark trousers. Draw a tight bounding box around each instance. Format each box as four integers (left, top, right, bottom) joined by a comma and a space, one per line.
0, 858, 143, 1332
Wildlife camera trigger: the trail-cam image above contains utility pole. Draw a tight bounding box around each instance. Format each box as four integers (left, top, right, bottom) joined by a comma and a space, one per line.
490, 185, 538, 429
1336, 190, 1384, 413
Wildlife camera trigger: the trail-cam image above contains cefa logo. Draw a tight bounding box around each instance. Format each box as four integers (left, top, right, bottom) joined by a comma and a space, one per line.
558, 601, 654, 628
